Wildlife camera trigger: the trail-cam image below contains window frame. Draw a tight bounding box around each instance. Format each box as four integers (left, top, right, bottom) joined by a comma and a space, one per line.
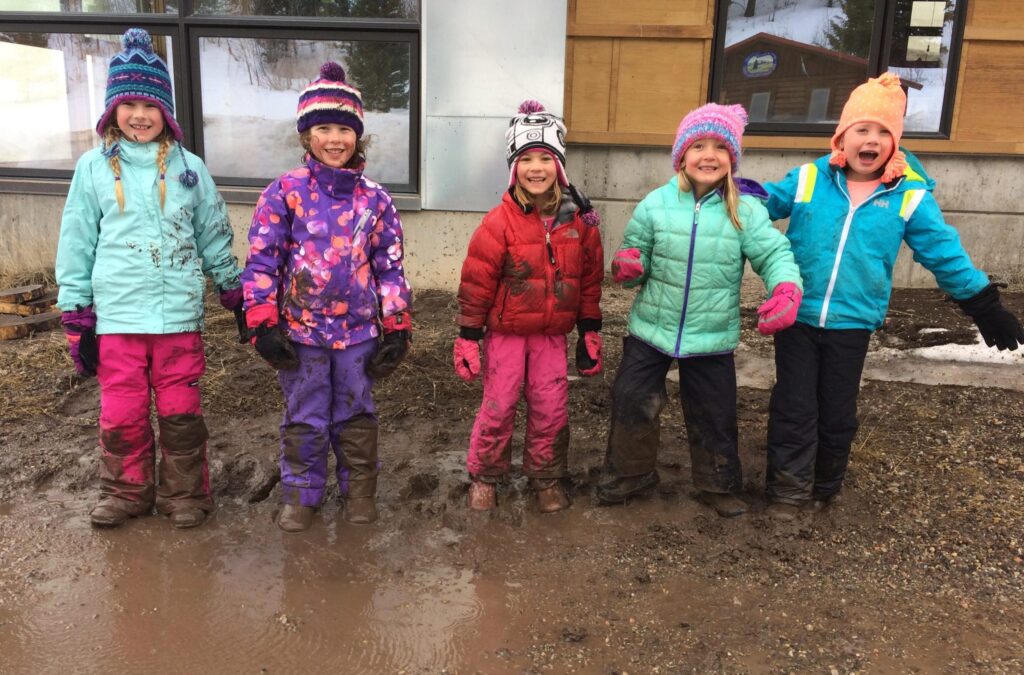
709, 0, 969, 139
0, 3, 421, 193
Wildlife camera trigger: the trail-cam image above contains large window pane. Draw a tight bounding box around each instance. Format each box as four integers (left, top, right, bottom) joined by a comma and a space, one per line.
6, 0, 177, 12
198, 36, 410, 183
716, 0, 960, 134
0, 32, 176, 170
193, 0, 418, 19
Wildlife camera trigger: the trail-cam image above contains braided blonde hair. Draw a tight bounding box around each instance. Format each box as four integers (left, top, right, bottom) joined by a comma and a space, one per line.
102, 124, 174, 213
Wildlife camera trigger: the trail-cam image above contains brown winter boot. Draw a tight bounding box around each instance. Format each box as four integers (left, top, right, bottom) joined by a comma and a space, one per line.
766, 501, 800, 522
89, 499, 132, 527
155, 414, 214, 526
277, 504, 315, 533
345, 477, 378, 524
532, 478, 570, 513
696, 491, 748, 518
336, 415, 380, 525
467, 479, 497, 511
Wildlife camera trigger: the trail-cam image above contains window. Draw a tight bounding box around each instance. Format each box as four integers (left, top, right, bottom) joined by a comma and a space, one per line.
712, 0, 966, 136
0, 1, 420, 192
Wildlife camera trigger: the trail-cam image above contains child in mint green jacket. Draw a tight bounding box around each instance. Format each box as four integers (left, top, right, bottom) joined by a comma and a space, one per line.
596, 103, 802, 517
55, 29, 244, 530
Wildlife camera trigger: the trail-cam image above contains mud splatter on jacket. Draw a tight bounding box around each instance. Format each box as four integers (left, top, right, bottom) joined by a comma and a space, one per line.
457, 190, 603, 336
56, 141, 240, 335
242, 156, 411, 349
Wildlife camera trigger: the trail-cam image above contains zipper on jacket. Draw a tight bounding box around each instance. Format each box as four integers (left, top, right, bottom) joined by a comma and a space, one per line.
673, 197, 705, 356
818, 175, 904, 327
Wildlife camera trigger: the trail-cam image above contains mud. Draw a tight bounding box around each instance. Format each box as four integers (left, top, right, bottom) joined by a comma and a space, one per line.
1, 284, 1023, 673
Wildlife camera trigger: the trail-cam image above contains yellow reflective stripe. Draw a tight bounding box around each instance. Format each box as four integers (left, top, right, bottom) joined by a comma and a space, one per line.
795, 163, 817, 203
899, 189, 926, 220
904, 166, 924, 183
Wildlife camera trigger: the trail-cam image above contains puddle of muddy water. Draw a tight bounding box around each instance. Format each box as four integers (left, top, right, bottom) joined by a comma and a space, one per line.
0, 503, 526, 674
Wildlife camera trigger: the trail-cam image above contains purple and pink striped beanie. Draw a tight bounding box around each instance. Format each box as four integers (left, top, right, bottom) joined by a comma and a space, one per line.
670, 103, 748, 173
296, 62, 364, 137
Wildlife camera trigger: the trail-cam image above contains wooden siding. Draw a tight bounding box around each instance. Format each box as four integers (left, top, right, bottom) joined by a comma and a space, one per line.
565, 0, 1024, 155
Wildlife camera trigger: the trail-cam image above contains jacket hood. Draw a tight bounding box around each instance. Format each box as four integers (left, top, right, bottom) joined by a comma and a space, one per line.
735, 176, 769, 200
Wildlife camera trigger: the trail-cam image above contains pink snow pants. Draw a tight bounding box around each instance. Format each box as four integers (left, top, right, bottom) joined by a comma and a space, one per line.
467, 332, 570, 479
96, 333, 207, 509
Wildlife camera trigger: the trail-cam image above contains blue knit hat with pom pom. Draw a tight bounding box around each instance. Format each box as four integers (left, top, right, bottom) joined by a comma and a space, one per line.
95, 28, 181, 141
296, 62, 365, 137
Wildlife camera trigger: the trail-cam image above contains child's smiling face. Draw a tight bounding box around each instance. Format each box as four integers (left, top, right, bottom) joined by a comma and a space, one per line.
839, 121, 894, 181
681, 137, 731, 197
309, 123, 358, 169
115, 100, 165, 143
515, 150, 557, 200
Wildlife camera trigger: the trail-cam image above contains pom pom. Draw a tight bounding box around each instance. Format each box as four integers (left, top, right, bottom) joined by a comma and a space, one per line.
518, 99, 545, 114
320, 62, 346, 82
179, 169, 199, 188
581, 210, 601, 227
122, 28, 154, 53
877, 72, 902, 89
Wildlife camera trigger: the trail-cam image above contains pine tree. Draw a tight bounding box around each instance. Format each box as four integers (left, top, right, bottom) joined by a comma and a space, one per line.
822, 0, 876, 59
345, 0, 410, 112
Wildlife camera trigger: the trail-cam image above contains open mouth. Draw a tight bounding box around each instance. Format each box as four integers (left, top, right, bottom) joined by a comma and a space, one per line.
858, 150, 879, 163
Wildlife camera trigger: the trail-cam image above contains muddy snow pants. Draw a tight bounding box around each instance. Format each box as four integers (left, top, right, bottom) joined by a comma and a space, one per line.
604, 336, 741, 493
96, 332, 212, 515
276, 340, 378, 507
766, 323, 871, 504
466, 332, 569, 480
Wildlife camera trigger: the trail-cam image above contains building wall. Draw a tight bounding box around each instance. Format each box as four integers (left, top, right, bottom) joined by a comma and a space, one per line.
5, 147, 1021, 289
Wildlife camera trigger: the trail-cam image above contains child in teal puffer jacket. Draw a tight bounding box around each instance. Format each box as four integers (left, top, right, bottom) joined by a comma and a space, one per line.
596, 103, 803, 517
55, 29, 244, 530
762, 73, 1024, 522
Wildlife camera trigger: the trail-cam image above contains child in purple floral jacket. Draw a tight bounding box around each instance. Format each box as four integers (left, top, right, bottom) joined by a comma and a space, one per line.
241, 62, 412, 533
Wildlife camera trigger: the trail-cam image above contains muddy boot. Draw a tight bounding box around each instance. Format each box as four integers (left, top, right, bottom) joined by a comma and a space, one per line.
346, 478, 378, 525
804, 493, 841, 513
766, 501, 801, 522
467, 478, 497, 511
532, 478, 570, 513
156, 414, 214, 524
696, 491, 748, 518
596, 470, 660, 505
277, 504, 315, 533
335, 415, 380, 525
89, 499, 133, 527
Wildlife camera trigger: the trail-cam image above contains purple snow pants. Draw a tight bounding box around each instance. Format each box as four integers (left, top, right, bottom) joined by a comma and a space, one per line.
466, 332, 570, 479
276, 340, 377, 506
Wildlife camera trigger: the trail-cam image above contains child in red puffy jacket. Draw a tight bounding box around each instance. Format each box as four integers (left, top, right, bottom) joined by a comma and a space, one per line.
454, 100, 604, 514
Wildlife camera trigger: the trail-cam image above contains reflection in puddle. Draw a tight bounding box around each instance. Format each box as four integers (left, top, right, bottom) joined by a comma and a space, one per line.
0, 505, 514, 673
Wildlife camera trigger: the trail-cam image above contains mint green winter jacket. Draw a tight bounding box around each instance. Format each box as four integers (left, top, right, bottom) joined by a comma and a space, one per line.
621, 177, 802, 357
56, 141, 240, 334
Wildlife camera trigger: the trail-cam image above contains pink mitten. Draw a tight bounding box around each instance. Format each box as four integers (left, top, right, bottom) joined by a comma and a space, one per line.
757, 282, 802, 335
453, 337, 482, 382
611, 248, 644, 284
576, 331, 603, 376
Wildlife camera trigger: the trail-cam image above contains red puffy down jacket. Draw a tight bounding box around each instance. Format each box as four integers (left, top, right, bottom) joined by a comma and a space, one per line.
457, 191, 603, 335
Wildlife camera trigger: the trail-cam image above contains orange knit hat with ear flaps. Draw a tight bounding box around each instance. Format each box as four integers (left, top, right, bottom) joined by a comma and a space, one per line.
830, 72, 908, 183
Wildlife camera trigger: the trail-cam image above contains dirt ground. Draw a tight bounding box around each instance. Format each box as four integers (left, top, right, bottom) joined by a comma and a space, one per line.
1, 282, 1023, 673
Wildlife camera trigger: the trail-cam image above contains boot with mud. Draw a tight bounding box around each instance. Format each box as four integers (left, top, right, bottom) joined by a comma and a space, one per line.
89, 499, 137, 527
532, 478, 570, 513
804, 493, 841, 514
766, 500, 801, 522
696, 490, 748, 518
155, 414, 214, 528
277, 504, 315, 533
336, 415, 380, 525
596, 470, 660, 505
467, 478, 497, 511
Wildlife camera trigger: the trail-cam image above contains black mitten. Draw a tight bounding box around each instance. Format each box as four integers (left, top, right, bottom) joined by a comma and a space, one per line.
955, 283, 1024, 351
366, 330, 411, 379
252, 323, 300, 370
233, 306, 249, 344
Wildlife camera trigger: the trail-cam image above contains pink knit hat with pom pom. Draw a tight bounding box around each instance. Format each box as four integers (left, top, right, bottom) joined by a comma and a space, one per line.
505, 100, 569, 187
830, 72, 907, 182
296, 61, 364, 137
670, 103, 747, 173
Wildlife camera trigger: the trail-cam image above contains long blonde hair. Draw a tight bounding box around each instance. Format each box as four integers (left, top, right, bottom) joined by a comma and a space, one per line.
677, 170, 743, 230
513, 182, 562, 217
102, 124, 174, 213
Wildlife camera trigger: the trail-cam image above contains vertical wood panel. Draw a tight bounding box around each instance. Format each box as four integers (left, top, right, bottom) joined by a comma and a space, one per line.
574, 0, 709, 25
614, 40, 708, 134
568, 39, 614, 133
968, 0, 1024, 30
955, 42, 1024, 142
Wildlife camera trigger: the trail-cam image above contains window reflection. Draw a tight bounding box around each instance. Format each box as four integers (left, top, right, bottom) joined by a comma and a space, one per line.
198, 36, 410, 183
193, 0, 417, 19
0, 32, 174, 170
5, 0, 176, 12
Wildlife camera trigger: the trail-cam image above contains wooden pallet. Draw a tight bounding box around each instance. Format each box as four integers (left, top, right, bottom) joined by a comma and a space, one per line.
0, 310, 62, 340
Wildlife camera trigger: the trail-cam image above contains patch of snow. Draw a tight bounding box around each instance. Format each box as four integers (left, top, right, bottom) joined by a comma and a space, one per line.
891, 330, 1024, 364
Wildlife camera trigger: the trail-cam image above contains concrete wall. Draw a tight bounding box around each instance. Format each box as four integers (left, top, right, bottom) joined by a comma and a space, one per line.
3, 148, 1022, 289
